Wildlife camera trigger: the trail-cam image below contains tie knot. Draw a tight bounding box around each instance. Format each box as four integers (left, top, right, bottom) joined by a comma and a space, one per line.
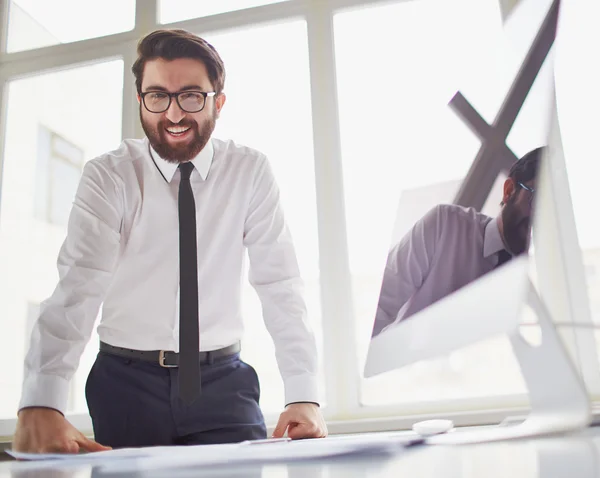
179, 162, 194, 180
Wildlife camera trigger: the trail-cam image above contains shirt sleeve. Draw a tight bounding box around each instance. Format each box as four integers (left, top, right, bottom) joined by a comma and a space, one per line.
19, 159, 122, 414
243, 155, 319, 406
372, 205, 443, 337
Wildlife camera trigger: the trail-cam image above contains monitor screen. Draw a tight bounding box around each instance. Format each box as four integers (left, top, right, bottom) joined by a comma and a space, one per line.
366, 0, 558, 373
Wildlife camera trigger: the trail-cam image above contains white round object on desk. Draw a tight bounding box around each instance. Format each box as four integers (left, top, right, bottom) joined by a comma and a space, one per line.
412, 419, 454, 436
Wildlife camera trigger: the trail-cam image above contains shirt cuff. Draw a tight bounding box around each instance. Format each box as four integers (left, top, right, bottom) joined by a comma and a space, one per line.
283, 373, 320, 406
19, 373, 71, 415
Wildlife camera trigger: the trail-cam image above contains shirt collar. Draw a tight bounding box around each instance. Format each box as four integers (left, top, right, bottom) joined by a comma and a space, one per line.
483, 217, 507, 258
149, 138, 214, 183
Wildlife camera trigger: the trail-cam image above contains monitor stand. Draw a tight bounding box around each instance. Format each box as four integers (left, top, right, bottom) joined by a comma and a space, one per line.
428, 279, 591, 445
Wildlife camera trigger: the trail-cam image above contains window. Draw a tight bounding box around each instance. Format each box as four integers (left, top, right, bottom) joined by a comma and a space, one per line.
6, 0, 135, 53
0, 0, 596, 437
0, 60, 124, 418
203, 20, 325, 413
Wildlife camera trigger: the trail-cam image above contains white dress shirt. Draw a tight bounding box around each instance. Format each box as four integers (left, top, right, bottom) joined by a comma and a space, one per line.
372, 204, 508, 337
20, 137, 319, 414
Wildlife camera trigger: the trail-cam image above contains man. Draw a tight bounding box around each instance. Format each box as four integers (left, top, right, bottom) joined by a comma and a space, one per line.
14, 29, 327, 453
372, 147, 541, 337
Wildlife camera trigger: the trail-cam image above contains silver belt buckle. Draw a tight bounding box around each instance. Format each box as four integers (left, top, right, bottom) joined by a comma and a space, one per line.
159, 350, 177, 368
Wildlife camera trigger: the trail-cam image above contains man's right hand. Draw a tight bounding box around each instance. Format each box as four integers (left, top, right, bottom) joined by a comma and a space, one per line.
13, 408, 111, 454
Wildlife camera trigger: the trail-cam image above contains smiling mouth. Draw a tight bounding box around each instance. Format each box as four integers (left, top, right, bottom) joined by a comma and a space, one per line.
165, 126, 191, 137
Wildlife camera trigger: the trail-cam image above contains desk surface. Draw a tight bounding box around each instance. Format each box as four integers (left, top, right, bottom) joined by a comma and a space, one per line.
2, 427, 600, 478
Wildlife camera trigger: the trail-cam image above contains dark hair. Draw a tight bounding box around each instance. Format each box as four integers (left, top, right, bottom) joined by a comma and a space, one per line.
132, 29, 225, 95
508, 146, 544, 184
500, 146, 544, 206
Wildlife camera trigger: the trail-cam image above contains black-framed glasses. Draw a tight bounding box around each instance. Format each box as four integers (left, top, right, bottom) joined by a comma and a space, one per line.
140, 90, 216, 113
518, 182, 535, 205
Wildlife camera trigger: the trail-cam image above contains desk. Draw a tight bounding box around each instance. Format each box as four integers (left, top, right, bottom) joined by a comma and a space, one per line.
2, 427, 599, 478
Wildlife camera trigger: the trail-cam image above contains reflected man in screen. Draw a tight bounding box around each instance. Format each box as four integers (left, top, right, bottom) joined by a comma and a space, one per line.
372, 147, 542, 337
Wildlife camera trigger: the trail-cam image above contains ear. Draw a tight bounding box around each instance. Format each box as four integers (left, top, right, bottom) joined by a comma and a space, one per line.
137, 93, 141, 104
502, 177, 516, 204
215, 93, 226, 118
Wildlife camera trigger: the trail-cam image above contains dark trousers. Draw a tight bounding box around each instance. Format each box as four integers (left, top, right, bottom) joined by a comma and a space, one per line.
85, 350, 267, 448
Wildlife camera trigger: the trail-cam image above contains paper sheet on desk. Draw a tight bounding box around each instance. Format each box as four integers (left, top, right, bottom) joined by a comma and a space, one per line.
96, 434, 411, 474
6, 434, 416, 472
5, 446, 155, 461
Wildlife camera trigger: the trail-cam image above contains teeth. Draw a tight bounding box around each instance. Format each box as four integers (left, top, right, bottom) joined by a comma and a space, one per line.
167, 126, 190, 134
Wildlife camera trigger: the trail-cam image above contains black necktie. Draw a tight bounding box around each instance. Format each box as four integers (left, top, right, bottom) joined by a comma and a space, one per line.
496, 249, 512, 268
178, 162, 200, 404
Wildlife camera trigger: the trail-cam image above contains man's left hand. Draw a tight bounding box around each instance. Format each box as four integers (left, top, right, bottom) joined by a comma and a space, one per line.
272, 403, 328, 439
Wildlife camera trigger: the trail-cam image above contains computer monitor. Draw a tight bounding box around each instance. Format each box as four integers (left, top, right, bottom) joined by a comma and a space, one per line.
363, 0, 591, 442
366, 0, 554, 371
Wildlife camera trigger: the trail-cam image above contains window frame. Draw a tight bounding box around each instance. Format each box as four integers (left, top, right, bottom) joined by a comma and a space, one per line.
0, 0, 597, 441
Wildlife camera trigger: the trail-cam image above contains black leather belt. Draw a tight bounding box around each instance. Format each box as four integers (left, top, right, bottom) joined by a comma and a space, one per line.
99, 341, 241, 368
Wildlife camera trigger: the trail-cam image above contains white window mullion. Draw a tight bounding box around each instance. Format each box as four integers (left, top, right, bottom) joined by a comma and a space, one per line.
127, 0, 159, 141
135, 0, 159, 36
129, 0, 160, 139
0, 32, 136, 79
157, 1, 308, 34
0, 79, 7, 213
0, 50, 125, 84
0, 0, 9, 54
122, 43, 142, 140
306, 0, 359, 419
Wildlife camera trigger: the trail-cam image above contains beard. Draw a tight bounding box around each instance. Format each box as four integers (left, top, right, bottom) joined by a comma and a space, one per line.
501, 197, 531, 255
140, 109, 216, 163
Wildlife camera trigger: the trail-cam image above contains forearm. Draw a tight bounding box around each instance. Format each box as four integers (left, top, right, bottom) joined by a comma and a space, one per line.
254, 276, 320, 405
20, 277, 110, 413
20, 160, 122, 414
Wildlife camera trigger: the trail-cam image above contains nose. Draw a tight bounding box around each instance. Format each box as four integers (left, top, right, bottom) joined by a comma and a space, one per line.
165, 98, 186, 123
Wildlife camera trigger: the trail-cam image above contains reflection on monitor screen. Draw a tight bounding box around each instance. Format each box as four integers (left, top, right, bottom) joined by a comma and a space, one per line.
366, 0, 558, 370
372, 147, 542, 338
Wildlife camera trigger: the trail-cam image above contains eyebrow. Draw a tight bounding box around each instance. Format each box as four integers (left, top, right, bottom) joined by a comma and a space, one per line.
143, 84, 208, 92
